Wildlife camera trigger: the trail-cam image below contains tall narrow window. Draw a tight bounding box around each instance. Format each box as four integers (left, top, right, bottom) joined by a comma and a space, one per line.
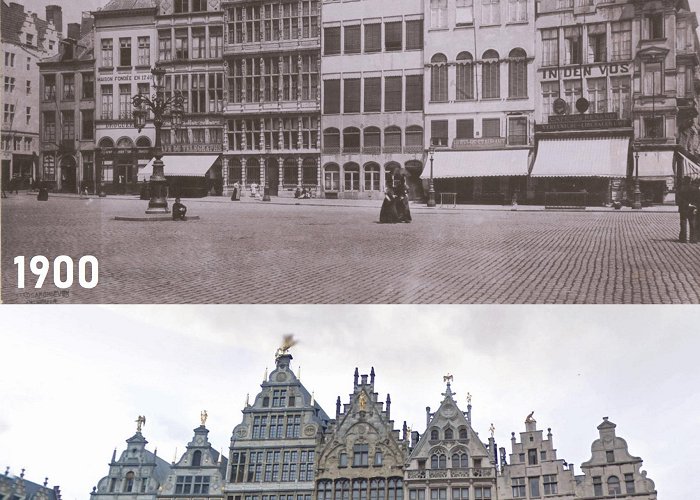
482, 50, 500, 98
624, 474, 635, 494
82, 72, 94, 99
324, 80, 340, 114
43, 74, 56, 100
610, 76, 630, 118
643, 12, 664, 40
528, 477, 540, 498
364, 77, 381, 112
508, 117, 527, 145
587, 24, 606, 63
43, 112, 56, 142
430, 53, 448, 102
384, 76, 402, 112
564, 26, 582, 65
563, 79, 581, 111
159, 31, 172, 61
209, 27, 223, 58
81, 110, 94, 140
507, 0, 526, 23
456, 0, 474, 25
431, 120, 448, 146
593, 477, 602, 496
119, 84, 132, 119
482, 0, 501, 26
324, 27, 341, 55
364, 24, 381, 53
63, 74, 75, 100
611, 21, 631, 61
101, 85, 113, 120
405, 75, 423, 111
192, 29, 205, 59
175, 30, 188, 60
101, 39, 113, 67
344, 25, 361, 54
541, 28, 558, 66
508, 48, 527, 98
607, 476, 621, 495
384, 22, 402, 51
430, 0, 447, 29
644, 61, 662, 95
119, 38, 131, 66
587, 78, 607, 112
406, 20, 423, 50
137, 37, 150, 66
344, 79, 361, 113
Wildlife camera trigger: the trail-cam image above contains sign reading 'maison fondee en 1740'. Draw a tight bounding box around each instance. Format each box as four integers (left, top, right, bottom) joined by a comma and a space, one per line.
540, 62, 631, 80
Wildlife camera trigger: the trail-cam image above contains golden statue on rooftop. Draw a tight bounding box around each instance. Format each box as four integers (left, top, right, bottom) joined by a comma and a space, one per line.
135, 415, 146, 432
201, 410, 208, 426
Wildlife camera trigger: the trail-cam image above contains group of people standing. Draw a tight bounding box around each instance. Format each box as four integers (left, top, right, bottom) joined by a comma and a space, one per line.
678, 176, 700, 243
379, 176, 412, 224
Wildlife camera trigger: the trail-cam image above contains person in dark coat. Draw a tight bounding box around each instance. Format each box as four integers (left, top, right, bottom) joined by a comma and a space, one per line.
172, 197, 187, 220
379, 187, 399, 223
231, 181, 240, 201
394, 177, 412, 223
37, 184, 49, 201
678, 176, 693, 242
689, 178, 700, 244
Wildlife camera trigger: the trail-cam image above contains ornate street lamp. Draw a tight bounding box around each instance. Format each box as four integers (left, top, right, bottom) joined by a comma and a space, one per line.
633, 148, 642, 210
132, 65, 185, 214
427, 145, 436, 207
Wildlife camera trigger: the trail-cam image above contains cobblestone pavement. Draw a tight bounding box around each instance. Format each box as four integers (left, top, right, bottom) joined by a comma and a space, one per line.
2, 193, 699, 304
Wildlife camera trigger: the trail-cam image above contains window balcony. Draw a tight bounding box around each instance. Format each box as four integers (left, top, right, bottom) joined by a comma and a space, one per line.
406, 468, 495, 480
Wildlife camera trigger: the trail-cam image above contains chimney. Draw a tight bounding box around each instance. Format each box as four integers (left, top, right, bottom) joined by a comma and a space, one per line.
80, 13, 94, 38
45, 5, 63, 36
67, 23, 80, 40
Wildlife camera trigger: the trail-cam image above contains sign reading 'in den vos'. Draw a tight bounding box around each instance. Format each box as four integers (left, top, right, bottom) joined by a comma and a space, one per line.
541, 63, 631, 80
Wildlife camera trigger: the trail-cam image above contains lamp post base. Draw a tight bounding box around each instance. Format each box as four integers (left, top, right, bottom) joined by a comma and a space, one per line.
632, 179, 642, 210
427, 180, 436, 207
262, 185, 271, 202
146, 176, 170, 214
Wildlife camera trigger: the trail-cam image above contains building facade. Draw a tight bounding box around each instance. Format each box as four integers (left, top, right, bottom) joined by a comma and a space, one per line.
90, 426, 172, 500
38, 28, 96, 193
159, 419, 228, 500
93, 0, 157, 196
321, 0, 425, 200
1, 1, 60, 190
224, 352, 330, 500
222, 0, 322, 197
405, 380, 497, 500
147, 0, 226, 197
315, 368, 408, 500
424, 0, 535, 205
0, 469, 62, 500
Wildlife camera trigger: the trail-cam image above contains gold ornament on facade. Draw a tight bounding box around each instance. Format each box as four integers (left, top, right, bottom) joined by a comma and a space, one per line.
135, 415, 146, 432
358, 392, 368, 410
275, 334, 298, 359
200, 410, 208, 426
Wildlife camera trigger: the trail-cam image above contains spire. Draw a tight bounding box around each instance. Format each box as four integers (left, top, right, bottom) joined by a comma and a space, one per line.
386, 393, 391, 419
370, 367, 375, 384
311, 390, 315, 406
173, 447, 178, 464
245, 393, 250, 407
442, 373, 454, 398
353, 367, 359, 388
111, 448, 117, 462
336, 396, 341, 418
263, 367, 268, 382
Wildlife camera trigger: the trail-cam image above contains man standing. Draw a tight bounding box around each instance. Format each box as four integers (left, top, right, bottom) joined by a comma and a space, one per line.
678, 176, 693, 243
689, 178, 700, 243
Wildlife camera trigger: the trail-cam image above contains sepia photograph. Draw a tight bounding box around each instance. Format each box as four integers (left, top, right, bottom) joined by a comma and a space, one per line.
1, 305, 699, 500
2, 0, 700, 303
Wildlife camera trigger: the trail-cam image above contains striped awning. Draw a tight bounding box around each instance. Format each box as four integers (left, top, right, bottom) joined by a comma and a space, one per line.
138, 155, 220, 180
679, 152, 700, 178
422, 149, 530, 178
531, 138, 630, 177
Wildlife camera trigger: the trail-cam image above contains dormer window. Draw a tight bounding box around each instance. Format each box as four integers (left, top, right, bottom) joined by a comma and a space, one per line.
606, 450, 614, 463
527, 449, 538, 465
192, 450, 202, 466
339, 452, 348, 467
430, 453, 446, 469
444, 428, 453, 440
430, 429, 439, 440
124, 472, 135, 493
26, 34, 34, 46
262, 396, 270, 407
272, 389, 287, 407
353, 444, 369, 466
643, 12, 664, 40
458, 427, 468, 439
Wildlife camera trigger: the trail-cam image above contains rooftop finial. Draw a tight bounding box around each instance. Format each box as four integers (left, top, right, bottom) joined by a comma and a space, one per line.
20, 469, 25, 479
297, 366, 301, 380
201, 410, 208, 426
525, 411, 535, 423
467, 392, 472, 404
263, 367, 268, 381
311, 390, 315, 406
275, 334, 297, 359
44, 478, 48, 487
135, 415, 146, 432
489, 423, 495, 438
443, 373, 453, 383
173, 447, 178, 464
245, 393, 250, 406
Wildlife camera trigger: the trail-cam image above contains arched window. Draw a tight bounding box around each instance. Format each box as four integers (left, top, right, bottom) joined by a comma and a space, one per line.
192, 450, 202, 466
430, 54, 448, 102
98, 137, 114, 148
136, 136, 151, 148
335, 479, 350, 500
451, 452, 468, 468
324, 163, 340, 191
431, 453, 446, 469
607, 476, 621, 495
343, 162, 360, 191
116, 137, 134, 148
456, 52, 474, 100
363, 127, 381, 152
124, 472, 135, 493
430, 429, 439, 440
364, 163, 380, 191
405, 126, 423, 151
323, 128, 340, 152
384, 126, 402, 152
458, 427, 468, 439
343, 127, 360, 153
508, 48, 528, 98
318, 480, 333, 500
369, 479, 385, 500
444, 428, 454, 440
387, 478, 402, 500
482, 50, 500, 99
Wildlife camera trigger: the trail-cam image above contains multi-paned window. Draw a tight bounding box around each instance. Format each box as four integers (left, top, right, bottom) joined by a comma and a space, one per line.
101, 85, 113, 119
451, 488, 468, 500
508, 116, 527, 145
563, 26, 582, 65
43, 154, 56, 181
624, 473, 635, 494
611, 21, 631, 61
482, 50, 500, 98
364, 78, 381, 112
642, 12, 664, 40
43, 111, 56, 142
430, 489, 446, 500
175, 29, 188, 59
353, 444, 369, 466
159, 31, 172, 61
61, 110, 75, 140
175, 476, 210, 494
364, 24, 381, 53
482, 0, 501, 26
119, 37, 131, 66
82, 72, 94, 99
209, 73, 224, 112
611, 76, 630, 118
63, 74, 75, 100
191, 74, 207, 113
643, 61, 663, 95
541, 29, 558, 66
430, 0, 447, 29
543, 475, 558, 495
137, 36, 150, 66
119, 84, 131, 119
210, 27, 223, 58
512, 478, 526, 498
192, 29, 206, 59
592, 477, 603, 497
508, 48, 527, 98
430, 54, 448, 102
456, 0, 474, 25
43, 74, 56, 101
508, 0, 527, 23
587, 78, 607, 112
473, 487, 490, 500
588, 24, 606, 63
456, 52, 474, 100
101, 39, 113, 67
563, 80, 582, 112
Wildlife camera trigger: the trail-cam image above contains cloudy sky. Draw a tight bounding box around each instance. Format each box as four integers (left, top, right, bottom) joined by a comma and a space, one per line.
1, 305, 699, 500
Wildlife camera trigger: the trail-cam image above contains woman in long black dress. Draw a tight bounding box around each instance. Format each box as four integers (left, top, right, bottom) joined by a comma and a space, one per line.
379, 187, 399, 223
395, 177, 412, 223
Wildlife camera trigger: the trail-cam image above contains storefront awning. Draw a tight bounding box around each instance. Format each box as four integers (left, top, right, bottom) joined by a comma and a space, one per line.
636, 151, 675, 179
531, 138, 629, 177
138, 155, 220, 180
679, 152, 700, 178
422, 149, 530, 178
